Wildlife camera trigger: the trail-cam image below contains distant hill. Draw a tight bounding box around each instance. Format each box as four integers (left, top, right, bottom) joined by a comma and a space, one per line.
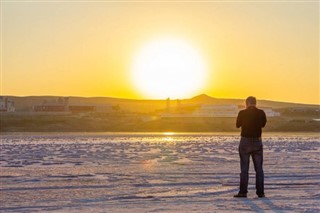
5, 94, 319, 112
2, 94, 319, 132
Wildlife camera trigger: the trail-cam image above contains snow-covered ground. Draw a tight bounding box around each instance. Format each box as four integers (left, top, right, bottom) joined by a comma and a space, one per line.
1, 133, 319, 212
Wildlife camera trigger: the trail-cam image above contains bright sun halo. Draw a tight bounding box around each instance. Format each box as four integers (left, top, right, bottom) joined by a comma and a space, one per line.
132, 37, 207, 99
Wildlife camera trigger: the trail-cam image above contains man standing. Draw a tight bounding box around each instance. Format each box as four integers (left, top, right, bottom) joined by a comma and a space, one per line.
234, 96, 267, 198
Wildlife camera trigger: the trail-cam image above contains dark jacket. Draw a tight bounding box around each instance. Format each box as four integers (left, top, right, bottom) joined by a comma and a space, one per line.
236, 106, 267, 138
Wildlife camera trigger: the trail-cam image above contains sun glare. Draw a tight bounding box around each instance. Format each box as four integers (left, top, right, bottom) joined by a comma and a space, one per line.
131, 37, 207, 99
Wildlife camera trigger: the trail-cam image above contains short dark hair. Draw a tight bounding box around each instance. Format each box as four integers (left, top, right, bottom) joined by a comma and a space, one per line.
246, 96, 256, 106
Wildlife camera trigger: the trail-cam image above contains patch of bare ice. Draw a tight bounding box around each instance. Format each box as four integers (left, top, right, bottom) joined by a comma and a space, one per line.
0, 133, 319, 212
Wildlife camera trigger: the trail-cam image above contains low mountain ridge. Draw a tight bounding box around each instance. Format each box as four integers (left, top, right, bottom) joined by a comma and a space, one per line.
4, 94, 319, 112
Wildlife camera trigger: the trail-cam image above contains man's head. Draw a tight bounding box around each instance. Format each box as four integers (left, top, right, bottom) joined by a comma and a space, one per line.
246, 96, 257, 108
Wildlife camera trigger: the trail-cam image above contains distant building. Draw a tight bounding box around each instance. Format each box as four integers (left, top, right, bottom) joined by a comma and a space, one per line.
161, 104, 239, 118
261, 108, 280, 117
33, 97, 69, 112
33, 105, 66, 112
68, 106, 95, 112
33, 97, 101, 113
0, 97, 15, 112
193, 105, 239, 117
161, 104, 280, 118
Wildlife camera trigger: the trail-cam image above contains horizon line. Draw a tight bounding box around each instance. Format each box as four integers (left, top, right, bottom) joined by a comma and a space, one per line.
1, 94, 319, 106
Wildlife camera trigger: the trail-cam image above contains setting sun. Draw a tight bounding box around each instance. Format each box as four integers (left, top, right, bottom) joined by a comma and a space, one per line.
131, 37, 207, 99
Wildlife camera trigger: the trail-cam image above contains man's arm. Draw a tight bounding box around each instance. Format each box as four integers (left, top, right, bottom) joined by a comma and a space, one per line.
236, 111, 242, 128
261, 110, 267, 128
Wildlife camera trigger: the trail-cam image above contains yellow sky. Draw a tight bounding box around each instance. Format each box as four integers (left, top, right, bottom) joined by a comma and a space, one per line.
1, 1, 319, 104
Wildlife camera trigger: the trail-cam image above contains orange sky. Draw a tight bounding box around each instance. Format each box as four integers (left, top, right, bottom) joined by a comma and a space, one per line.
1, 1, 319, 104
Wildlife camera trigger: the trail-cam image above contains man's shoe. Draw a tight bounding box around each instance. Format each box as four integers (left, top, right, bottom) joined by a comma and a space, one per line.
234, 193, 247, 198
257, 194, 265, 198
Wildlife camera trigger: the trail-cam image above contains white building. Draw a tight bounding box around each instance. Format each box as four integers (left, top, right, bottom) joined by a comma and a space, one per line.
193, 105, 239, 117
0, 97, 15, 112
261, 108, 280, 117
161, 104, 280, 118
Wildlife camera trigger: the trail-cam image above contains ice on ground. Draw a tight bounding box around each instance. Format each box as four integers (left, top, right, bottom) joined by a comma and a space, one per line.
0, 133, 319, 212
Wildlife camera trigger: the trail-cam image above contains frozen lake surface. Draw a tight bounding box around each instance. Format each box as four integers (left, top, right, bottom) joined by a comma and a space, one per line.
1, 133, 319, 212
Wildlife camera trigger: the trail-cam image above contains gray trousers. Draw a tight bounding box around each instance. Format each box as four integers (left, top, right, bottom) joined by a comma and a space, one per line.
238, 137, 264, 195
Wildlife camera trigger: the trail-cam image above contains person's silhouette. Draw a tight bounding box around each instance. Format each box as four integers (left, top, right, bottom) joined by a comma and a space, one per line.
234, 96, 267, 198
